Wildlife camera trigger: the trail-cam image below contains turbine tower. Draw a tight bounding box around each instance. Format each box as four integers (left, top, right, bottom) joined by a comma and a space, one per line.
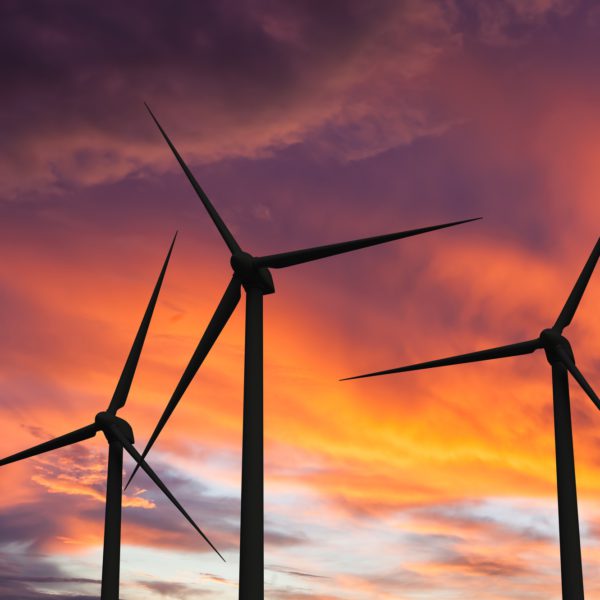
126, 103, 480, 599
343, 238, 600, 600
0, 234, 223, 600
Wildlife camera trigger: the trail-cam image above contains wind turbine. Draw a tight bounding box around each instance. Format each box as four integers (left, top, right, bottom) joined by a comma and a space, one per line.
343, 238, 600, 600
0, 233, 223, 600
126, 103, 480, 599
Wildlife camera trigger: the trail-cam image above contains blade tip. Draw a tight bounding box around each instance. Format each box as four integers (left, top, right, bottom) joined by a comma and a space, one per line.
457, 216, 482, 225
145, 103, 161, 126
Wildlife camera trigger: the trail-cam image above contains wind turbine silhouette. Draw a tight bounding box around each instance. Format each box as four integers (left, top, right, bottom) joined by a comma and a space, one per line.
124, 103, 480, 599
0, 233, 223, 600
343, 238, 600, 600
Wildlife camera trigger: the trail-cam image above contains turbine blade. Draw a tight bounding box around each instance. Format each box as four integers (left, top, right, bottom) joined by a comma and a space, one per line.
556, 347, 600, 411
253, 218, 481, 269
341, 338, 541, 381
108, 232, 177, 414
145, 103, 242, 255
0, 423, 99, 467
111, 425, 225, 561
554, 238, 600, 332
124, 277, 242, 489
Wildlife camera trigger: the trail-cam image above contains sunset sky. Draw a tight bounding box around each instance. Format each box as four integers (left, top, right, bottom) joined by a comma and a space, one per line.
2, 1, 600, 598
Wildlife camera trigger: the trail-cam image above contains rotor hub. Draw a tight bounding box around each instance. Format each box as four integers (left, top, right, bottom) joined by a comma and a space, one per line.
540, 328, 574, 364
230, 252, 275, 294
95, 412, 135, 444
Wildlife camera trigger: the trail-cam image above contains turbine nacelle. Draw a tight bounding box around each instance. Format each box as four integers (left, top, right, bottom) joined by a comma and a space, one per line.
230, 252, 275, 294
95, 412, 135, 444
540, 328, 574, 364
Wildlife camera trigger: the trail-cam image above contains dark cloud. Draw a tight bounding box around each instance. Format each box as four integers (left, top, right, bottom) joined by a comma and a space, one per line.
0, 500, 71, 551
267, 589, 341, 600
411, 500, 554, 544
0, 591, 97, 600
138, 579, 213, 598
0, 553, 100, 599
6, 576, 100, 584
454, 0, 578, 46
0, 0, 458, 195
264, 528, 307, 548
436, 551, 530, 576
267, 564, 328, 580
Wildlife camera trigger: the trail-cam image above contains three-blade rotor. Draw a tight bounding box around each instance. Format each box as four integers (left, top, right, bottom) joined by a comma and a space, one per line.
129, 104, 481, 489
0, 234, 223, 559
